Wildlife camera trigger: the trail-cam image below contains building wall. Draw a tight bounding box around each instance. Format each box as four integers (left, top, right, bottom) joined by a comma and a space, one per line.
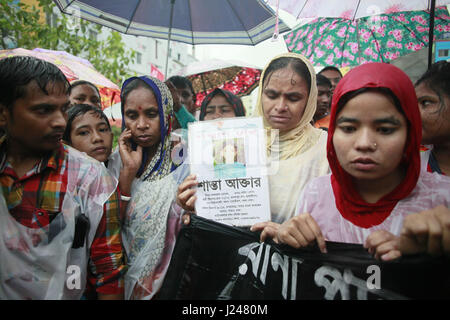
435, 40, 450, 62
122, 35, 197, 79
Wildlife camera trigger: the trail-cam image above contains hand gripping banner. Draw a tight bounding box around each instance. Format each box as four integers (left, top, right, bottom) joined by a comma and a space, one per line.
158, 215, 450, 300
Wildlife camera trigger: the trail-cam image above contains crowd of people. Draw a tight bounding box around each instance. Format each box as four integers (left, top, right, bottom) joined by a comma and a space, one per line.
0, 52, 448, 300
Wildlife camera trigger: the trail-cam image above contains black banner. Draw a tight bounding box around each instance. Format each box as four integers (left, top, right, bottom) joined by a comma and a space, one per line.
158, 215, 450, 300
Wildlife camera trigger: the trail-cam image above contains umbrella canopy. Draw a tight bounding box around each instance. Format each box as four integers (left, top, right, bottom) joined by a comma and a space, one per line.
266, 0, 450, 19
0, 47, 120, 109
53, 0, 291, 77
284, 6, 450, 68
53, 0, 290, 45
175, 59, 262, 107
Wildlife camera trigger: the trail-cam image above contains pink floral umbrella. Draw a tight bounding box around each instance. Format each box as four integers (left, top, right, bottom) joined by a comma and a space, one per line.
176, 59, 261, 107
284, 6, 450, 68
0, 48, 120, 109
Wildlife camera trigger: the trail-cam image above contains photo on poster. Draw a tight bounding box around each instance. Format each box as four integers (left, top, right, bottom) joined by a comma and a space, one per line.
212, 137, 246, 178
188, 117, 270, 227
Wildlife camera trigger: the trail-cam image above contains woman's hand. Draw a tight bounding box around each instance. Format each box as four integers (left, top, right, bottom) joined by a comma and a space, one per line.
118, 128, 142, 196
252, 213, 327, 253
365, 230, 401, 261
399, 205, 450, 256
250, 221, 282, 243
277, 213, 327, 253
177, 174, 198, 224
118, 128, 143, 175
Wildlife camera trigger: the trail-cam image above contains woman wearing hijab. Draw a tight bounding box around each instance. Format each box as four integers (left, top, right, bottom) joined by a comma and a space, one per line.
107, 76, 189, 300
252, 53, 330, 224
178, 53, 330, 223
255, 63, 450, 261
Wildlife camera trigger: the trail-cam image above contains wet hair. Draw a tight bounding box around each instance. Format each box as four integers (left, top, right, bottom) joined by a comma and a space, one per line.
120, 78, 154, 113
0, 56, 69, 111
167, 75, 196, 103
316, 74, 332, 88
262, 57, 311, 93
318, 66, 343, 78
336, 87, 405, 117
199, 88, 246, 121
415, 61, 450, 114
63, 103, 111, 144
69, 80, 101, 99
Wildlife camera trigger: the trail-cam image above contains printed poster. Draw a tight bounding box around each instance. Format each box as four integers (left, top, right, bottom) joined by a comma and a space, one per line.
188, 117, 270, 227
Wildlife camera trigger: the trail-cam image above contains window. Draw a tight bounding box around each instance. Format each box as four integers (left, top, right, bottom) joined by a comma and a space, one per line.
155, 40, 159, 59
438, 49, 449, 57
136, 52, 142, 64
177, 53, 181, 61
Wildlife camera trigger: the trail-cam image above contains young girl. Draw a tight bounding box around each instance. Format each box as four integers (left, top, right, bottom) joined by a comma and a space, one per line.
63, 103, 113, 163
62, 104, 126, 300
108, 76, 189, 300
252, 63, 450, 261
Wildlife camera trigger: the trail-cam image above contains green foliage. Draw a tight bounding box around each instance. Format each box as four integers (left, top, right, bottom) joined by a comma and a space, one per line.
111, 125, 122, 149
0, 0, 136, 86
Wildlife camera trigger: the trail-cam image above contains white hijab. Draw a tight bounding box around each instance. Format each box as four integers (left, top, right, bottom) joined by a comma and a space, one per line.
254, 52, 330, 222
254, 52, 322, 160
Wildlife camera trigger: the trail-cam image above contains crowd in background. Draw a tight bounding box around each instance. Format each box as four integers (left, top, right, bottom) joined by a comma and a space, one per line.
0, 53, 449, 300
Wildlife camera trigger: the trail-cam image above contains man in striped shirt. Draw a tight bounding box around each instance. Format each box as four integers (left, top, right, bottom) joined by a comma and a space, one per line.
0, 56, 126, 299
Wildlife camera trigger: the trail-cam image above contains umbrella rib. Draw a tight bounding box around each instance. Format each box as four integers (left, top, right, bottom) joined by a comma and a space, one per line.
64, 0, 76, 11
353, 0, 361, 21
338, 19, 352, 67
125, 0, 142, 34
367, 22, 385, 63
306, 19, 328, 62
392, 15, 427, 46
392, 7, 446, 46
356, 19, 361, 64
227, 0, 254, 45
296, 0, 309, 20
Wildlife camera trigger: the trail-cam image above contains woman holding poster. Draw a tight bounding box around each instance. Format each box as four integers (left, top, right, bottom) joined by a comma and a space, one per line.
178, 53, 330, 226
251, 52, 330, 223
108, 75, 189, 300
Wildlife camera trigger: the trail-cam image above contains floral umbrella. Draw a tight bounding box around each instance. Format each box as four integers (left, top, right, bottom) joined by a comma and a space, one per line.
175, 59, 262, 107
0, 47, 120, 109
284, 6, 450, 68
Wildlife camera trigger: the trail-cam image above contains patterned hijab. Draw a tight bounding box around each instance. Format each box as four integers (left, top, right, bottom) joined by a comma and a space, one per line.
199, 88, 246, 120
254, 52, 321, 160
120, 75, 176, 181
327, 63, 422, 228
